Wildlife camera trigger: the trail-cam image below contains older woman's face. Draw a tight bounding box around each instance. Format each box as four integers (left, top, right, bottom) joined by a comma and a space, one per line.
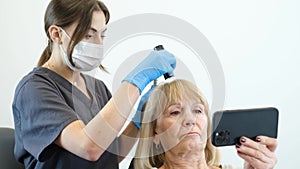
154, 99, 208, 152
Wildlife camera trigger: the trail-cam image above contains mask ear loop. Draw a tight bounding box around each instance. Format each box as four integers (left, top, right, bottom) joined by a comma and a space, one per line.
59, 45, 79, 71
58, 27, 80, 72
60, 27, 72, 39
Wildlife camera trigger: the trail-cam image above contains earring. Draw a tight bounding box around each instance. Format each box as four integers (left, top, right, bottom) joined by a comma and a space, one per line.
155, 143, 160, 149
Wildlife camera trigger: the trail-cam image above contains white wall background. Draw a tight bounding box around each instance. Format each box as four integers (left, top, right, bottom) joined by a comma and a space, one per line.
1, 0, 299, 168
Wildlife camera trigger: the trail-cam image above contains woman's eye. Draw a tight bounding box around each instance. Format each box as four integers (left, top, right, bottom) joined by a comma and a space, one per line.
194, 109, 203, 114
85, 34, 94, 39
170, 111, 180, 116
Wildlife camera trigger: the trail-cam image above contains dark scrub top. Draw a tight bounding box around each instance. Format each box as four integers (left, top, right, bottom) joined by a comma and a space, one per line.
12, 67, 119, 169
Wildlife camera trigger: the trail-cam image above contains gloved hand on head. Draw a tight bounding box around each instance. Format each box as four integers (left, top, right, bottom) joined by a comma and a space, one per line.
131, 85, 155, 129
122, 49, 176, 94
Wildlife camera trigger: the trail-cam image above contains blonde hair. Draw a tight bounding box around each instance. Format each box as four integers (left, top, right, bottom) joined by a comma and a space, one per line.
134, 79, 220, 169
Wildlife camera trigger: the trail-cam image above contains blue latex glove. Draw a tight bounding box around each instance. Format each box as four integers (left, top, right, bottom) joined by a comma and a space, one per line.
123, 50, 176, 94
132, 85, 155, 129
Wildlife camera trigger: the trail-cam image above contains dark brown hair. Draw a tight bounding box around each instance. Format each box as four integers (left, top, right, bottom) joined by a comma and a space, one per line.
37, 0, 110, 71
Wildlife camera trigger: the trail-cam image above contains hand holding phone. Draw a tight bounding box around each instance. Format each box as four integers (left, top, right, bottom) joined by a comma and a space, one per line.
211, 107, 279, 147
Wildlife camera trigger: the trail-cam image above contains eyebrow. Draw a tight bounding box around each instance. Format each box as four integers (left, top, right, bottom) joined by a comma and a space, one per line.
90, 26, 107, 33
169, 102, 204, 108
169, 103, 182, 107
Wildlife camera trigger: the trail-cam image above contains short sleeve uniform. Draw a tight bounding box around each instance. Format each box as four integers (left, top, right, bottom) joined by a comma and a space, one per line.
12, 67, 119, 169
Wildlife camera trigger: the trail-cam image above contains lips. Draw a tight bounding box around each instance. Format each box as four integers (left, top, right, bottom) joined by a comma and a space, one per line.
178, 131, 200, 140
186, 132, 200, 136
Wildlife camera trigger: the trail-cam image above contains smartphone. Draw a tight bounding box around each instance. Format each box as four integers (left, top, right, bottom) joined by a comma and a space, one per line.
211, 107, 279, 147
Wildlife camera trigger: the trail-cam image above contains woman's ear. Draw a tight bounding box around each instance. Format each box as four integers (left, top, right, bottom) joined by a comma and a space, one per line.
48, 25, 62, 44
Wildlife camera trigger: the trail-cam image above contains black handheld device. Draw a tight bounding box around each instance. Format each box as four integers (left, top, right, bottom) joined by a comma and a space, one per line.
153, 45, 172, 80
211, 107, 279, 147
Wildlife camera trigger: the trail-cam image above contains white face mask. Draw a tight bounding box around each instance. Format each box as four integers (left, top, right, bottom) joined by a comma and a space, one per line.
60, 29, 104, 71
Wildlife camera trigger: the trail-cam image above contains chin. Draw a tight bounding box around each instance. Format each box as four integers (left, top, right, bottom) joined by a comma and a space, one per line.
187, 134, 208, 145
181, 136, 203, 148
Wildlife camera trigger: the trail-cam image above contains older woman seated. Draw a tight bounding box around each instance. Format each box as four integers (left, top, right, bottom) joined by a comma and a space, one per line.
134, 79, 277, 169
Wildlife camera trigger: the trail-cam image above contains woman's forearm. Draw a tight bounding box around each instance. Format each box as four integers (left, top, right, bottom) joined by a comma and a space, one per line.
56, 82, 140, 161
85, 82, 139, 146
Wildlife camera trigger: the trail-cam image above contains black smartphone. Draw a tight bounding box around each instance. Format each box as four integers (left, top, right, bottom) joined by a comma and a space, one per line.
211, 107, 279, 147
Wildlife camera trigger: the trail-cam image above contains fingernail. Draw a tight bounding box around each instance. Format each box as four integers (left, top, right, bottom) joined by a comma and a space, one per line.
235, 143, 241, 148
256, 137, 261, 142
240, 137, 246, 143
